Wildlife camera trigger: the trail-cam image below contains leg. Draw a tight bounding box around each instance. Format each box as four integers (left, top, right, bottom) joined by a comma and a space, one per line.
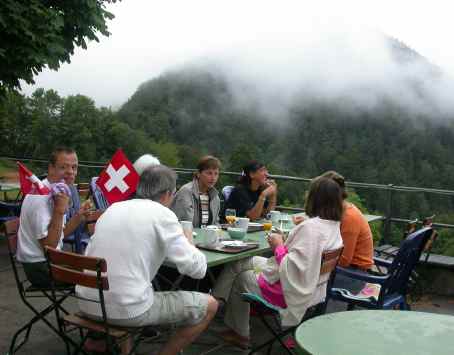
158, 295, 218, 355
108, 291, 217, 355
224, 270, 262, 339
212, 256, 266, 302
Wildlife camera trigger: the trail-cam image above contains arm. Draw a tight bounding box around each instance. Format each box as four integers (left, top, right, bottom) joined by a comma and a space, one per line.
339, 215, 361, 267
171, 188, 194, 223
246, 195, 268, 221
39, 194, 68, 249
274, 245, 288, 265
162, 214, 207, 279
167, 236, 207, 279
247, 181, 278, 220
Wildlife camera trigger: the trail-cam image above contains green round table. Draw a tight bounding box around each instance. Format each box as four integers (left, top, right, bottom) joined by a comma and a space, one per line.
295, 310, 454, 355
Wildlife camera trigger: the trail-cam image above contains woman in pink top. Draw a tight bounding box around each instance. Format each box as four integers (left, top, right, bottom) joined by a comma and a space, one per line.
212, 177, 343, 349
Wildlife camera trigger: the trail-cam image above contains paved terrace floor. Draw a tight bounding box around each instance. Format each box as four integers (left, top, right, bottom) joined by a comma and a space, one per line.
2, 238, 454, 355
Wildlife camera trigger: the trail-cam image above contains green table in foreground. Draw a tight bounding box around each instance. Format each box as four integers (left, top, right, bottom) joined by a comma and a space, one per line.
295, 310, 454, 355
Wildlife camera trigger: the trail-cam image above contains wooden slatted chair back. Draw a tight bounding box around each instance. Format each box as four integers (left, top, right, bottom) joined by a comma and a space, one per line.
320, 247, 343, 275
45, 247, 108, 290
4, 218, 19, 255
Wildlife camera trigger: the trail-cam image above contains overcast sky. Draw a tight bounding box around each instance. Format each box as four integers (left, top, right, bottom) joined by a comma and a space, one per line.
22, 0, 454, 109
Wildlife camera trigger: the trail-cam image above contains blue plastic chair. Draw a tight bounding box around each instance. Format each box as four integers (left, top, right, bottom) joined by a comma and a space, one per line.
329, 227, 433, 310
89, 177, 110, 210
222, 185, 234, 202
0, 201, 21, 224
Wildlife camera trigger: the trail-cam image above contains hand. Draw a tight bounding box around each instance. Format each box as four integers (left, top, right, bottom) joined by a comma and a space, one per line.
262, 180, 277, 197
77, 199, 93, 222
267, 233, 284, 251
53, 193, 69, 215
292, 215, 305, 225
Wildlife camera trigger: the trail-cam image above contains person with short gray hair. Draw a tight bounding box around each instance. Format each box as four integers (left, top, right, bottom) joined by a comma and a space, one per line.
137, 165, 177, 201
78, 165, 218, 355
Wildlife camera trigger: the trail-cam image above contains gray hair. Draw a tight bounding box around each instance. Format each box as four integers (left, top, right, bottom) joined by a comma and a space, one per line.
133, 154, 161, 176
136, 165, 176, 201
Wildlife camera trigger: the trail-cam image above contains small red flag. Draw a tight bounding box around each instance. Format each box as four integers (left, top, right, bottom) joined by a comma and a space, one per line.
96, 149, 139, 205
17, 162, 50, 196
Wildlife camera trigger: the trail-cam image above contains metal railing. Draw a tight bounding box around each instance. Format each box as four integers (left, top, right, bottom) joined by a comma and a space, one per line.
3, 156, 454, 246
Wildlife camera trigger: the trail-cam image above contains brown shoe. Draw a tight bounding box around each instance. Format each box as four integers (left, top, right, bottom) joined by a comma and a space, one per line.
217, 329, 250, 350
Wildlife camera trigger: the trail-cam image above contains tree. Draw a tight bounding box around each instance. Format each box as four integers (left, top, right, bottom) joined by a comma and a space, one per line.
0, 0, 118, 94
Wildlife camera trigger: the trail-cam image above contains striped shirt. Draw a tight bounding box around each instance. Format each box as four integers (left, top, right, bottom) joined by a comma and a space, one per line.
200, 193, 210, 226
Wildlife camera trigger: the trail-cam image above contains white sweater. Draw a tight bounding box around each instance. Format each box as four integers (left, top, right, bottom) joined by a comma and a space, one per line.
77, 199, 207, 320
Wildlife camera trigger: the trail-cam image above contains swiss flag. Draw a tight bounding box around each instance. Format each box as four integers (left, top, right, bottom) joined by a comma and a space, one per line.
17, 162, 50, 196
96, 148, 139, 205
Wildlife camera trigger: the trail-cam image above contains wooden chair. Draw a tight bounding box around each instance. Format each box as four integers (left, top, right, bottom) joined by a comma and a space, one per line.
3, 219, 73, 354
241, 246, 344, 355
45, 247, 146, 355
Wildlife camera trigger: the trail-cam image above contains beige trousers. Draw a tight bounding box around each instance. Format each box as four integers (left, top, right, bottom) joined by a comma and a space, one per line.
213, 256, 267, 337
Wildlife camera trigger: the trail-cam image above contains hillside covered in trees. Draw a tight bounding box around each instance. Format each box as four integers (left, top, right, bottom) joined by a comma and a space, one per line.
1, 35, 454, 254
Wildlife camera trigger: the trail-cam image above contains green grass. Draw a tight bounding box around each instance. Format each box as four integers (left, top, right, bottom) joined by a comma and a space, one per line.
0, 158, 16, 175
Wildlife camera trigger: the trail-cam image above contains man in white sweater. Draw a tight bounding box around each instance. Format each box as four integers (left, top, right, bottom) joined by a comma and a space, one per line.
77, 165, 218, 355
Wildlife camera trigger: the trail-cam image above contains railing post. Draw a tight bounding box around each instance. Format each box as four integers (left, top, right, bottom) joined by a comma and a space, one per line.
382, 184, 394, 245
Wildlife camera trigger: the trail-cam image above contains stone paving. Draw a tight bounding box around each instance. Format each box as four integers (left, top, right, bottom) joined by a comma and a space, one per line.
1, 237, 454, 355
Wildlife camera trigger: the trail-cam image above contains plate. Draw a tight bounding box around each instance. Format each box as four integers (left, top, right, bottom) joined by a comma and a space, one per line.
248, 222, 263, 227
221, 240, 247, 248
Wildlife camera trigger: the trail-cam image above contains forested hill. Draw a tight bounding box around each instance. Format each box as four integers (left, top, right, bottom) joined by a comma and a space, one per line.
117, 68, 454, 192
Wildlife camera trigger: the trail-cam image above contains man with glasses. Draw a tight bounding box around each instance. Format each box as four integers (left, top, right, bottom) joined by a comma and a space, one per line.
17, 147, 91, 286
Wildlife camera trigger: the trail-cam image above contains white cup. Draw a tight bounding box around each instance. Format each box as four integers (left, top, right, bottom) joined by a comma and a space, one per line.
269, 210, 281, 225
235, 217, 250, 232
204, 225, 220, 246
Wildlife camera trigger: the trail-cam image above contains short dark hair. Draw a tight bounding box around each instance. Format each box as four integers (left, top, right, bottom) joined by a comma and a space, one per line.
197, 155, 221, 172
137, 165, 177, 201
320, 170, 348, 199
304, 176, 343, 221
238, 160, 265, 186
49, 147, 77, 165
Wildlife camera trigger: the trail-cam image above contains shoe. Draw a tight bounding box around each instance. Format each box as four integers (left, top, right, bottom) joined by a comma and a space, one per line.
217, 329, 250, 350
284, 336, 296, 349
141, 326, 160, 338
83, 337, 107, 353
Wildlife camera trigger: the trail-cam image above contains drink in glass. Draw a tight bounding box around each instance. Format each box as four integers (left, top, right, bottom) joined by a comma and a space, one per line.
263, 220, 272, 232
225, 209, 236, 224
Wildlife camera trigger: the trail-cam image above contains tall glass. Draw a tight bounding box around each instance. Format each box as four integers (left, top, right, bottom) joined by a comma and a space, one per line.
225, 209, 237, 225
263, 220, 273, 232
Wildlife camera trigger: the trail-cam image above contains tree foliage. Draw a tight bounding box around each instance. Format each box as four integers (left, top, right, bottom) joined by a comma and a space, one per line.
0, 0, 118, 94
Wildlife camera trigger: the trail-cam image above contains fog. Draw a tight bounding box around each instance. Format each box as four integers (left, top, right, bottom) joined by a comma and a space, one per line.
168, 22, 454, 123
22, 0, 454, 119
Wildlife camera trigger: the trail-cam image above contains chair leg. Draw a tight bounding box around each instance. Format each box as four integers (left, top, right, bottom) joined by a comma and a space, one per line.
249, 312, 294, 355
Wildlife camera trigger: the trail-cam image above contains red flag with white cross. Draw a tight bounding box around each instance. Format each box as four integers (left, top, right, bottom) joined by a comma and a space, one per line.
17, 162, 50, 196
96, 149, 139, 204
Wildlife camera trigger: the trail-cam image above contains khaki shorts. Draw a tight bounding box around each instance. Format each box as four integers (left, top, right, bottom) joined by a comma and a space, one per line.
104, 291, 209, 328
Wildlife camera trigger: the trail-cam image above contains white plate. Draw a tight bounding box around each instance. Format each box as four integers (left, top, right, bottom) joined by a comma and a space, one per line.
221, 241, 247, 248
248, 222, 263, 227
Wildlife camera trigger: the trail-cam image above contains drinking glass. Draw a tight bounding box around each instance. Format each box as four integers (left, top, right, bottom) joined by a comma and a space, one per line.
225, 209, 237, 224
263, 220, 273, 232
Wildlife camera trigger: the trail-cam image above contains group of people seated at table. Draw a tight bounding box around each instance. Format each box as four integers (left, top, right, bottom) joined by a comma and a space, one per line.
15, 146, 374, 354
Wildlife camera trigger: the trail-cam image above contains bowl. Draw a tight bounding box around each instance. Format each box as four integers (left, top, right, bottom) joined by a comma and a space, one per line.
227, 227, 246, 240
